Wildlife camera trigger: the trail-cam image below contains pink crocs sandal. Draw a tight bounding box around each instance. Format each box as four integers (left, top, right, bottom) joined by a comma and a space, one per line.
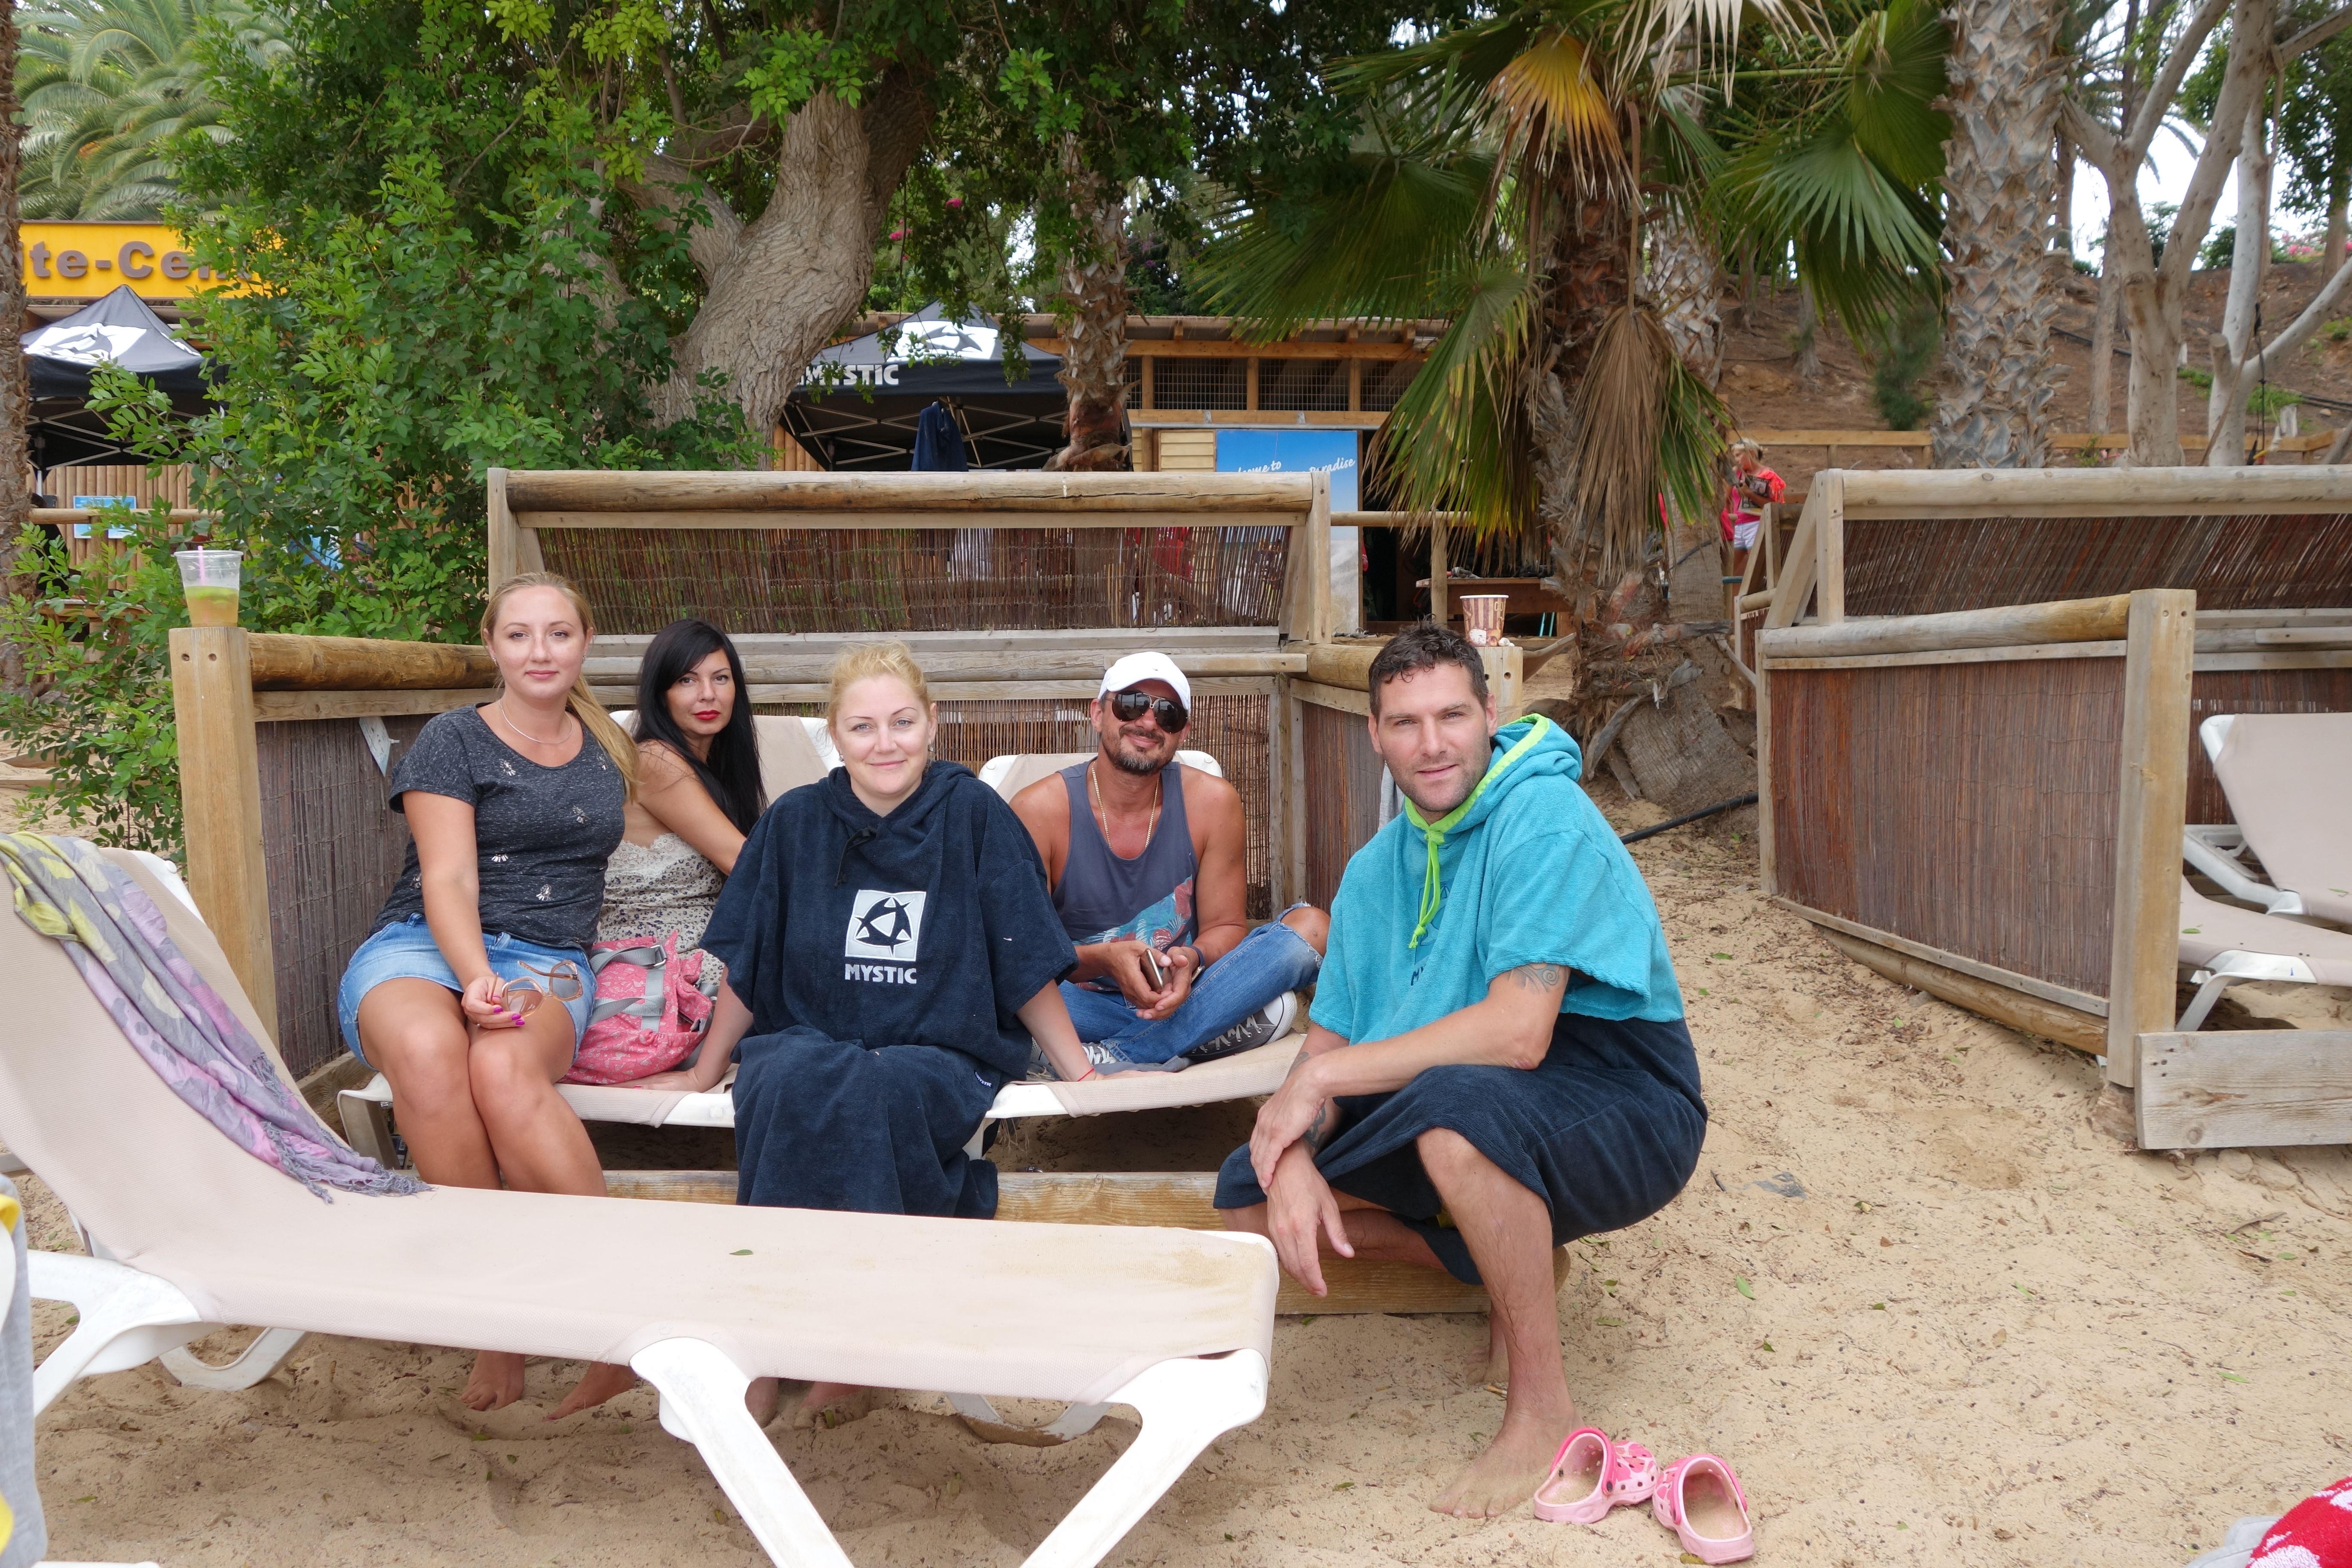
1532, 1428, 1658, 1524
1651, 1454, 1754, 1563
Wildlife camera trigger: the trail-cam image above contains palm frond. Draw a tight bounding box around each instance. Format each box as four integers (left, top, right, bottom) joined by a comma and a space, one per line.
1364, 257, 1542, 542
1553, 304, 1727, 580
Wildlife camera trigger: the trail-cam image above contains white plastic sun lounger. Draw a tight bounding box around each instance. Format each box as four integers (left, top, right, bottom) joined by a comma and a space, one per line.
2191, 713, 2352, 926
6, 850, 1277, 1568
337, 744, 1299, 1165
2175, 878, 2352, 1030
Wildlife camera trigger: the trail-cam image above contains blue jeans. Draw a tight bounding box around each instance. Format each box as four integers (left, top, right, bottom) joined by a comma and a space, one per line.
1062, 909, 1322, 1065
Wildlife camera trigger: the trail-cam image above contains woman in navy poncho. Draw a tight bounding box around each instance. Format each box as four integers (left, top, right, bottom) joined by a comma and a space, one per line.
697, 641, 1098, 1423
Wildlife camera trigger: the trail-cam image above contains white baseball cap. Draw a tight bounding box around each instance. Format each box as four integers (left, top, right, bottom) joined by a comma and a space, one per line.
1098, 651, 1191, 711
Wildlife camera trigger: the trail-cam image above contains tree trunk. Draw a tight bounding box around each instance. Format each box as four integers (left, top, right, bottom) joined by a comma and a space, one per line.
2055, 130, 2076, 259
1044, 140, 1131, 473
1792, 276, 1822, 386
634, 76, 935, 438
2087, 248, 2119, 437
1643, 215, 1723, 390
1535, 172, 1635, 571
2208, 96, 2272, 464
0, 0, 27, 694
1929, 0, 2062, 468
2327, 165, 2349, 270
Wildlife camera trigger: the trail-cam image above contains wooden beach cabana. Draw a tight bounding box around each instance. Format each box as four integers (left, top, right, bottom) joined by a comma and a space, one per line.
1746, 466, 2352, 1152
168, 468, 1522, 1316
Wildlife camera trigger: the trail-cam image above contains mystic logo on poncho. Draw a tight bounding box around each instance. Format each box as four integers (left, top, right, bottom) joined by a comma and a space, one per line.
845, 890, 928, 961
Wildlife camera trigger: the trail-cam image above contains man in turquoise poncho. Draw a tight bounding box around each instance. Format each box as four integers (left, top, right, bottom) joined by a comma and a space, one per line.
1216, 623, 1707, 1518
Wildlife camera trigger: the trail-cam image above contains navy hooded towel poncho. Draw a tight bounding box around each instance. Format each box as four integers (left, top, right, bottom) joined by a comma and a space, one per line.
699, 760, 1078, 1216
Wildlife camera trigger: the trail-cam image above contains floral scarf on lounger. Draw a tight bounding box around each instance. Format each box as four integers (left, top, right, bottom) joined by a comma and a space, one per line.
0, 833, 423, 1201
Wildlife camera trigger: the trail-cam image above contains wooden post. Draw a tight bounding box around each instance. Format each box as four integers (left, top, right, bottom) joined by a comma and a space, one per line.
1308, 469, 1334, 643
1245, 357, 1259, 413
1755, 633, 1777, 897
1762, 498, 1781, 586
1140, 355, 1155, 412
1479, 643, 1524, 720
170, 627, 276, 1041
2103, 588, 2196, 1087
1347, 359, 1362, 414
1430, 516, 1449, 626
1762, 490, 1823, 630
1268, 679, 1295, 909
487, 466, 516, 590
1815, 469, 1845, 625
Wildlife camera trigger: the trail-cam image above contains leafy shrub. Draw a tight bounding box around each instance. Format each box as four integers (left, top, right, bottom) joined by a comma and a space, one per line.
0, 156, 757, 857
1867, 297, 1942, 430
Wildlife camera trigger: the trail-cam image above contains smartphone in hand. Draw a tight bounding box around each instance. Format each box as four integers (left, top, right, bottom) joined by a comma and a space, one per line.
1140, 946, 1166, 990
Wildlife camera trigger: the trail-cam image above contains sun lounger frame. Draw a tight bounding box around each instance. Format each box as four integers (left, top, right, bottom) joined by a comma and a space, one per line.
1750, 466, 2352, 1152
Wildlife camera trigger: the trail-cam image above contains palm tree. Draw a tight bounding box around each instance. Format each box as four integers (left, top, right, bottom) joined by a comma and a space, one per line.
16, 0, 286, 221
1200, 0, 1948, 594
1927, 0, 2064, 466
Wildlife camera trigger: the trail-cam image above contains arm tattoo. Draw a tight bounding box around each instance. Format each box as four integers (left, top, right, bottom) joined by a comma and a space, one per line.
1303, 1099, 1336, 1152
1511, 962, 1566, 992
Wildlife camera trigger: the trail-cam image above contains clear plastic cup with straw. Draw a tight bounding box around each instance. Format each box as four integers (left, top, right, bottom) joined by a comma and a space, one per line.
1461, 594, 1508, 646
175, 548, 243, 628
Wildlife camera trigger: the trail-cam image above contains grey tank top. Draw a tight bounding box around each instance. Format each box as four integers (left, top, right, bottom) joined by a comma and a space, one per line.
1054, 760, 1198, 992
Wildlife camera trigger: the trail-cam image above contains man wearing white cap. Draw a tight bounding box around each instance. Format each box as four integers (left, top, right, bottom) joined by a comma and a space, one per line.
1011, 651, 1327, 1071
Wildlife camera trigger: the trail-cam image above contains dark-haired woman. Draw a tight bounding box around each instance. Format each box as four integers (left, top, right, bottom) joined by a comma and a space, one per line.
597, 619, 766, 1092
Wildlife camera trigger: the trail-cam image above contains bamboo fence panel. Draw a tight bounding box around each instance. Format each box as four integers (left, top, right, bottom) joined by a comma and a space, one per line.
255, 716, 427, 1080
2184, 668, 2352, 827
1843, 513, 2352, 618
1772, 659, 2126, 999
1300, 700, 1385, 911
539, 525, 1295, 635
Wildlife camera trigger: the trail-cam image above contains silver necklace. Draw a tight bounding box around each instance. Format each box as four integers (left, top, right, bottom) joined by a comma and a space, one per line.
497, 698, 567, 746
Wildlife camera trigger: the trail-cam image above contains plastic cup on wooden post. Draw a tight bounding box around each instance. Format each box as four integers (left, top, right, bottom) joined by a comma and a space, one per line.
175, 548, 242, 627
1461, 594, 1507, 646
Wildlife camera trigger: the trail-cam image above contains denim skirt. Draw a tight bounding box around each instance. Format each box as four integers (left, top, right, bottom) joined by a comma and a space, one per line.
336, 914, 592, 1067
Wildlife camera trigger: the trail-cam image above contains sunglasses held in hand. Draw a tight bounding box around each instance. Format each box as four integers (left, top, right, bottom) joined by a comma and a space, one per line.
498, 959, 584, 1020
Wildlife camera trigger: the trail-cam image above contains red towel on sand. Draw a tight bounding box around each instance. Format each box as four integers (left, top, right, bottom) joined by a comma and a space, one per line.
2253, 1477, 2352, 1566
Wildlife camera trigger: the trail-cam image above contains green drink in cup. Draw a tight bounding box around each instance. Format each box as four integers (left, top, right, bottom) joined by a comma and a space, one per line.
175, 548, 243, 628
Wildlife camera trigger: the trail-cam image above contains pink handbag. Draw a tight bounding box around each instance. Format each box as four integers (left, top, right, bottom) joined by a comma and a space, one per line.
560, 932, 715, 1085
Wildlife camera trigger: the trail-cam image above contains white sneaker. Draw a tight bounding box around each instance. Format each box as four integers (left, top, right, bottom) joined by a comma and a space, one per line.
1192, 991, 1300, 1061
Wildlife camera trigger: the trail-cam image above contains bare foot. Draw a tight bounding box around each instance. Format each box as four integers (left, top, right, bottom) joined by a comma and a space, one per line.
1429, 1404, 1577, 1518
746, 1376, 781, 1424
793, 1381, 871, 1429
461, 1350, 527, 1412
545, 1361, 637, 1421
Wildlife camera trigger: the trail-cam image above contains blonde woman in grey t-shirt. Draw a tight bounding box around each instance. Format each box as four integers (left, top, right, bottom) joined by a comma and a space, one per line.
334, 573, 637, 1418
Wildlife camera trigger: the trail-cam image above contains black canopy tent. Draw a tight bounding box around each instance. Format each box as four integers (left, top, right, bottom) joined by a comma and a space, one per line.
25, 285, 213, 471
783, 304, 1069, 471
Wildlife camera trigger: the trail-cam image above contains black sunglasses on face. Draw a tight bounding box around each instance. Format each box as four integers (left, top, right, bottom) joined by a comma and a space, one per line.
1109, 689, 1188, 731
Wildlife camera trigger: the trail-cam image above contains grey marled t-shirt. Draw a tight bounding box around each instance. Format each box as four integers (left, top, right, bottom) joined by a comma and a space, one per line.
369, 704, 627, 953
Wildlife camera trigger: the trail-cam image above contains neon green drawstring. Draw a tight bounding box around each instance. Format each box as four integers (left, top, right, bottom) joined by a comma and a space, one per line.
1398, 716, 1553, 949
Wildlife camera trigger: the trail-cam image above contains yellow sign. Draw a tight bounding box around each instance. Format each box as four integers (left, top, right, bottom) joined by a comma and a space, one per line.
21, 222, 228, 300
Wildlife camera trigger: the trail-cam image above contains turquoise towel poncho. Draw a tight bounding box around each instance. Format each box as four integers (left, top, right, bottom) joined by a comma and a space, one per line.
1310, 714, 1685, 1045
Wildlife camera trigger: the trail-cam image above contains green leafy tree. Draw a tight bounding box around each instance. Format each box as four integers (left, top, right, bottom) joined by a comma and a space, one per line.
0, 135, 755, 853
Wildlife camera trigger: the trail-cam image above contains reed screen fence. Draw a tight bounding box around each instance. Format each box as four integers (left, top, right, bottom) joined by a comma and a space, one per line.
1771, 659, 2125, 1000
764, 694, 1274, 919
1843, 513, 2352, 617
257, 716, 427, 1080
1300, 699, 1387, 912
540, 526, 1294, 636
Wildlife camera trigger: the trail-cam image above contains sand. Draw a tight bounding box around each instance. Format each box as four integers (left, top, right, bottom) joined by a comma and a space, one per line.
20, 795, 2352, 1568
